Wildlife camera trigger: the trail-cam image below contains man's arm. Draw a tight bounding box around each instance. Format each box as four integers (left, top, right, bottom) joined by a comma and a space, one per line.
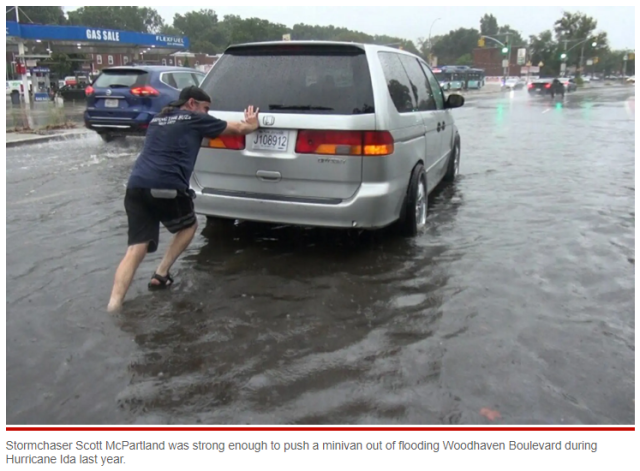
221, 105, 260, 136
221, 120, 258, 135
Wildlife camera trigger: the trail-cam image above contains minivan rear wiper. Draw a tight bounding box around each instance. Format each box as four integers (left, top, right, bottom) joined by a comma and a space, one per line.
108, 84, 130, 88
269, 104, 334, 111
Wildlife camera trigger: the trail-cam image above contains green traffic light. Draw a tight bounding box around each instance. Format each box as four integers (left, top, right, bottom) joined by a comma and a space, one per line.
502, 47, 508, 53
560, 53, 567, 59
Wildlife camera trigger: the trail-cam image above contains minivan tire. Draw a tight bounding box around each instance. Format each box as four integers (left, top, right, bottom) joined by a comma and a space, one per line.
444, 139, 460, 182
397, 164, 428, 237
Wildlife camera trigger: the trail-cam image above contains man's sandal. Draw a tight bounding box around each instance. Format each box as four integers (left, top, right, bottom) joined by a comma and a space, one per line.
148, 272, 174, 290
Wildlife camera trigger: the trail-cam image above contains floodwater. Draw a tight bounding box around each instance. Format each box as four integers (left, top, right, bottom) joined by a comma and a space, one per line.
5, 99, 85, 130
6, 86, 635, 424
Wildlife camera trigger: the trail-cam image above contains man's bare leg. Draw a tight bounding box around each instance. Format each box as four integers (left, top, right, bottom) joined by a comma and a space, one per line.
150, 222, 198, 286
107, 243, 148, 312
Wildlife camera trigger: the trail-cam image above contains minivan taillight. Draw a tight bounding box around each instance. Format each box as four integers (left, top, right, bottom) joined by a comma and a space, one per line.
363, 131, 394, 156
85, 85, 95, 96
295, 130, 394, 156
205, 135, 245, 150
130, 85, 159, 97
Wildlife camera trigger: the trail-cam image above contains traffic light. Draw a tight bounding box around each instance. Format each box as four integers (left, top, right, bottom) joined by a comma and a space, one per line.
478, 37, 485, 47
629, 52, 635, 61
501, 46, 508, 54
560, 53, 567, 60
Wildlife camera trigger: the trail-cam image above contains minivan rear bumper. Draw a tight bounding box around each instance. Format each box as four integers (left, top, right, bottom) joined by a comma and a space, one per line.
191, 180, 406, 229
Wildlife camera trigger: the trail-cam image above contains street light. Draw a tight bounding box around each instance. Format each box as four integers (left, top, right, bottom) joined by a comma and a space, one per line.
427, 17, 441, 65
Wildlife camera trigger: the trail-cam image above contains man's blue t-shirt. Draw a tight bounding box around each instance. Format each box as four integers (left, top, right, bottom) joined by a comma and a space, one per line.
127, 110, 227, 190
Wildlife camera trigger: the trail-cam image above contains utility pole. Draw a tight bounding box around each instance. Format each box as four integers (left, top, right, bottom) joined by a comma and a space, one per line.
427, 18, 441, 67
504, 32, 510, 81
16, 6, 30, 105
562, 40, 568, 77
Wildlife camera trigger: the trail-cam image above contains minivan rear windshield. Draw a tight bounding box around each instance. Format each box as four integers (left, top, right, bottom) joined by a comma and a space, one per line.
93, 70, 149, 88
201, 45, 375, 115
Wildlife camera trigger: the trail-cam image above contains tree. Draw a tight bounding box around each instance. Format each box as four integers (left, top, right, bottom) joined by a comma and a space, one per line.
480, 14, 499, 36
455, 53, 473, 65
528, 30, 560, 76
554, 11, 598, 43
221, 14, 288, 45
498, 25, 525, 47
553, 11, 608, 72
160, 25, 182, 36
67, 7, 165, 33
7, 6, 66, 24
47, 52, 72, 77
431, 28, 480, 65
420, 34, 443, 60
172, 9, 227, 53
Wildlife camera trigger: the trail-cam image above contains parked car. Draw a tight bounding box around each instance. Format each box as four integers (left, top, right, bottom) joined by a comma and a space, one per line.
503, 78, 524, 91
626, 76, 635, 83
559, 78, 578, 91
58, 84, 89, 102
192, 41, 465, 236
6, 80, 23, 96
84, 66, 205, 142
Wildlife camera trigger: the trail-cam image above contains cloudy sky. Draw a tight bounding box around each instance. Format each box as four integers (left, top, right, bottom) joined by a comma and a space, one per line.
64, 6, 635, 50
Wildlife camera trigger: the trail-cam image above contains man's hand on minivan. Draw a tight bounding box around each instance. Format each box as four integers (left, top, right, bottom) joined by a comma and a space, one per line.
221, 105, 260, 136
244, 105, 259, 129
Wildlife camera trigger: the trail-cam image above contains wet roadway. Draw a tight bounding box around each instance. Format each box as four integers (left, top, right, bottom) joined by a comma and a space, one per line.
6, 86, 635, 425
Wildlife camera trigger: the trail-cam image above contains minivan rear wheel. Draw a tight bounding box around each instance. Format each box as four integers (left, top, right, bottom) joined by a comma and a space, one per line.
397, 164, 427, 237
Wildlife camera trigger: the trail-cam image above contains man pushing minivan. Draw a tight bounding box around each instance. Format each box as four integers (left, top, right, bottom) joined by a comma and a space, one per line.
107, 86, 259, 312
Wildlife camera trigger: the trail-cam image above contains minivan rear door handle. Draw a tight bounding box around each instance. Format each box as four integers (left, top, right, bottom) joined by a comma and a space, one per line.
256, 170, 282, 182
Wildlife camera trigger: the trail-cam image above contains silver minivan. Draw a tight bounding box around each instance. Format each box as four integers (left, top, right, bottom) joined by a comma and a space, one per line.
192, 41, 464, 236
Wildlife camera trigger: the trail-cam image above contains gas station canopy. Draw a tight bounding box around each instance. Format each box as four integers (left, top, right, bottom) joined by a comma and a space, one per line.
6, 21, 190, 55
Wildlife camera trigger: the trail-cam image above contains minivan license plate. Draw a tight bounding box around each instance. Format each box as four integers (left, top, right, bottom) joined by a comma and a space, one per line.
105, 99, 119, 108
252, 129, 288, 151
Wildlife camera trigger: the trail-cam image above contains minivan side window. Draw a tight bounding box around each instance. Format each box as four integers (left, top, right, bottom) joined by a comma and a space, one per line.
398, 55, 436, 111
420, 62, 445, 110
378, 52, 416, 113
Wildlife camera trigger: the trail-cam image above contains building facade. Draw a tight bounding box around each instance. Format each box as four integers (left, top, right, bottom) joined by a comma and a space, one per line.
473, 47, 526, 77
87, 52, 220, 72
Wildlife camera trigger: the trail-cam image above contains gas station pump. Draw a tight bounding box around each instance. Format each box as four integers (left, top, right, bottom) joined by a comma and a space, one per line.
31, 66, 51, 101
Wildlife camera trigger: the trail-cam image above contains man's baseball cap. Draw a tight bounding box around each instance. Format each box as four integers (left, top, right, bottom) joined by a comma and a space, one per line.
168, 86, 212, 107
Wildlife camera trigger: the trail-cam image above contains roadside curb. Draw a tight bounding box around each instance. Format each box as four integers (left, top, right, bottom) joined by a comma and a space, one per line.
5, 130, 91, 148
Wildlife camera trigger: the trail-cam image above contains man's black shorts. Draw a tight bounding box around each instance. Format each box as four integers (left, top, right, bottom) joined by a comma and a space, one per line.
124, 188, 196, 253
